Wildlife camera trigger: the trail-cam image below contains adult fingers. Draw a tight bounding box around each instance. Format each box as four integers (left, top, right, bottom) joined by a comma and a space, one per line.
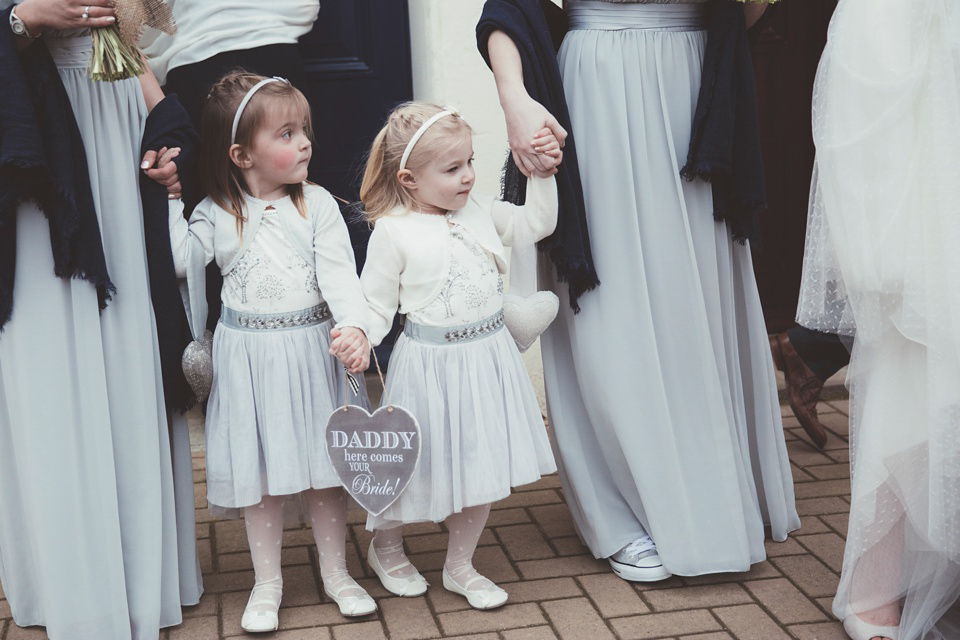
84, 4, 116, 19
533, 127, 555, 141
166, 181, 182, 199
140, 149, 158, 170
511, 150, 533, 178
513, 141, 551, 174
526, 150, 553, 174
75, 3, 116, 29
145, 164, 177, 185
544, 115, 568, 147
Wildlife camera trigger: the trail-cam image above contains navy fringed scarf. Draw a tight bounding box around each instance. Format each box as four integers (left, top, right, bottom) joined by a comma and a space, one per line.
141, 94, 201, 414
477, 0, 768, 296
681, 1, 766, 246
477, 0, 599, 312
0, 7, 114, 330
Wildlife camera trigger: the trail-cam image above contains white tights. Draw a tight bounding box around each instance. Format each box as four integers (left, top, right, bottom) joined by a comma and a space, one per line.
371, 503, 493, 591
244, 487, 364, 614
244, 494, 285, 615
443, 504, 493, 590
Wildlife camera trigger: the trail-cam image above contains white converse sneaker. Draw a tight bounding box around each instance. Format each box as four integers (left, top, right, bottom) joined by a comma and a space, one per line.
608, 536, 671, 582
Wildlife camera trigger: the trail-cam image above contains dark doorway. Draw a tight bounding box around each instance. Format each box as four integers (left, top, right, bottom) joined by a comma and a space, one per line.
752, 1, 838, 333
299, 1, 412, 363
299, 0, 413, 266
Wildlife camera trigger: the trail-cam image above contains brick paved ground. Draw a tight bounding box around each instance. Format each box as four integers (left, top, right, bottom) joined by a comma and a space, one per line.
0, 393, 855, 640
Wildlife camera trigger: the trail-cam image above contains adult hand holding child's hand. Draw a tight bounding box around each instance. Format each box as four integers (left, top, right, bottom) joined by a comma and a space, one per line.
141, 146, 182, 199
531, 127, 562, 177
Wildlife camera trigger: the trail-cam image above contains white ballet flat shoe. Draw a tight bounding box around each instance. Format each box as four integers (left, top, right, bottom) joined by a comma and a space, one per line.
843, 614, 900, 640
324, 580, 377, 617
367, 540, 428, 597
240, 584, 282, 633
442, 568, 508, 610
608, 536, 672, 583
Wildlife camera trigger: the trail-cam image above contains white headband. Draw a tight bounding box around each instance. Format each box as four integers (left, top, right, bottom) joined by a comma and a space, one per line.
231, 77, 289, 144
399, 107, 460, 171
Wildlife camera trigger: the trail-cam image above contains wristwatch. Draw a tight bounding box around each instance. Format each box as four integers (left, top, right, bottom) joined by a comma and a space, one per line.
9, 6, 39, 39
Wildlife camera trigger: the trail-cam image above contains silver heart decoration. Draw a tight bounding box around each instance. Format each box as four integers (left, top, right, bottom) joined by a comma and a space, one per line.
502, 291, 560, 353
181, 329, 214, 403
326, 404, 422, 516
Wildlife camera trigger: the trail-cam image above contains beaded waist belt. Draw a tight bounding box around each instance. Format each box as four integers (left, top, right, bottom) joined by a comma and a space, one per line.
403, 310, 504, 345
221, 303, 331, 331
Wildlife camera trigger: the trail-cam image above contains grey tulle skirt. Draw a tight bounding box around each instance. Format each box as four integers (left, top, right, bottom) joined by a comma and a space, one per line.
366, 326, 556, 529
205, 317, 366, 513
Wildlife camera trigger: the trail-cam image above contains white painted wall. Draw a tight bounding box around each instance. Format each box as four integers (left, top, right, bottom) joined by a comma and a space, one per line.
407, 0, 551, 411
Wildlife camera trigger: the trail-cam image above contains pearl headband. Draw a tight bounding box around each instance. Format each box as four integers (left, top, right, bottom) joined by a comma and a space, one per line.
399, 107, 461, 171
231, 77, 289, 144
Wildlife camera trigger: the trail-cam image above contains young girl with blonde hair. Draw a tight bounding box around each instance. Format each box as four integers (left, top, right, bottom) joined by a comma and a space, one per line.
345, 102, 559, 609
168, 70, 375, 630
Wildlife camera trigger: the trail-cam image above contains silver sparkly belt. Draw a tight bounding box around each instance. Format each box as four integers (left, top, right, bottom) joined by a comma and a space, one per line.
221, 303, 331, 331
403, 311, 504, 345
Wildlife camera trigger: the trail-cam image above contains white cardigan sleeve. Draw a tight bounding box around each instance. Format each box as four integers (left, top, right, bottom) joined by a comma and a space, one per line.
309, 192, 371, 334
168, 198, 216, 339
487, 174, 558, 246
359, 222, 403, 347
168, 197, 216, 278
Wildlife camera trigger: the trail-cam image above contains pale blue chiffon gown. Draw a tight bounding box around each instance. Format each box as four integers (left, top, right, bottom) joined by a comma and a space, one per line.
541, 0, 800, 575
0, 16, 202, 639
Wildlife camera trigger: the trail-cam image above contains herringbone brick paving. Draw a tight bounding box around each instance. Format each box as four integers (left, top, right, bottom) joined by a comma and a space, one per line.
0, 397, 854, 640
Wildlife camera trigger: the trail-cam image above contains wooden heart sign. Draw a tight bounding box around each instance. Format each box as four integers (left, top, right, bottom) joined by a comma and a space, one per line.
326, 404, 421, 516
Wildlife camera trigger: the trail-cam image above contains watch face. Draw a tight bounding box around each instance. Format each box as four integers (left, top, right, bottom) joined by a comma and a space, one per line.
11, 16, 26, 35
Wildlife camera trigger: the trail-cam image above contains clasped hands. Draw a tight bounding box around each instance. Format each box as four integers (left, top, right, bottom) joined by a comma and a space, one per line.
504, 94, 567, 178
141, 146, 182, 199
330, 327, 371, 375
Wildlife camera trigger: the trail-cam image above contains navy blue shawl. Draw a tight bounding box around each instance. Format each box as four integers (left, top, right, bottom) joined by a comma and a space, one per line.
681, 1, 766, 246
141, 94, 201, 413
477, 0, 599, 312
477, 0, 767, 294
0, 14, 200, 413
0, 7, 114, 330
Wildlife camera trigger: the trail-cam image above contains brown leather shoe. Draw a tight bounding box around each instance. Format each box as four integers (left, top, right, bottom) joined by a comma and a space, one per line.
769, 332, 828, 449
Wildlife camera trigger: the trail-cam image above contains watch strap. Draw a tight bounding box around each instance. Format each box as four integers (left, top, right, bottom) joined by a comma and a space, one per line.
9, 6, 40, 39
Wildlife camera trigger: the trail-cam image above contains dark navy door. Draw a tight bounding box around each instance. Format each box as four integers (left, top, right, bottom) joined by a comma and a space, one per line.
299, 0, 413, 264
299, 1, 412, 362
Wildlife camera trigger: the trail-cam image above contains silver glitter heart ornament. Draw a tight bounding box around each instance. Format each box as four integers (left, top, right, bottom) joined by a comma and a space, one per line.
181, 329, 213, 403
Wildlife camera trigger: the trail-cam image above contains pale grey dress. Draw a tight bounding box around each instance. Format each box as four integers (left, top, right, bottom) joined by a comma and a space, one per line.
0, 23, 202, 640
542, 0, 800, 575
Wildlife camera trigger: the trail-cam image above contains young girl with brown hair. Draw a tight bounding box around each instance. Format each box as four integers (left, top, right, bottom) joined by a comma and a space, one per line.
168, 70, 375, 630
348, 102, 559, 609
